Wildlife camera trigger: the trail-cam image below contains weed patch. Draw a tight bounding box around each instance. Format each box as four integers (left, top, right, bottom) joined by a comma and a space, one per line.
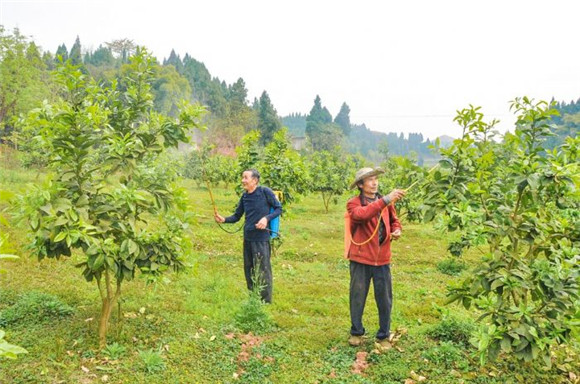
422, 341, 467, 370
426, 305, 475, 347
436, 257, 467, 275
0, 291, 74, 327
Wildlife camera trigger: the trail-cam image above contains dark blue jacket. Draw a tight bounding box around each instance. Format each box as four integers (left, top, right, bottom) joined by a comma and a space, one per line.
225, 186, 282, 242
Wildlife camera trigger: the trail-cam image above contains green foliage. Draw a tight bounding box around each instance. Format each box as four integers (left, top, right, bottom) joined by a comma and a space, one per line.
236, 130, 262, 174
545, 98, 579, 149
138, 348, 166, 373
234, 292, 274, 334
234, 269, 274, 334
15, 48, 205, 347
211, 154, 238, 189
422, 341, 466, 369
305, 95, 345, 151
281, 112, 307, 137
307, 150, 355, 212
334, 102, 352, 136
436, 257, 467, 276
0, 329, 27, 359
183, 144, 211, 186
152, 64, 192, 117
257, 91, 281, 146
426, 306, 475, 347
183, 143, 237, 189
381, 155, 428, 222
423, 99, 580, 365
101, 342, 127, 359
346, 125, 437, 164
260, 129, 309, 204
0, 291, 74, 327
0, 26, 54, 142
207, 77, 256, 151
0, 231, 18, 270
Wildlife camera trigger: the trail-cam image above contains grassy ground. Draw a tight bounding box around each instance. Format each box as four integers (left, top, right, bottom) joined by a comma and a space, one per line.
0, 164, 578, 383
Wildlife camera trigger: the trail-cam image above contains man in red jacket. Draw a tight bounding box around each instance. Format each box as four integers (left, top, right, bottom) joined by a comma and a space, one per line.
346, 167, 405, 347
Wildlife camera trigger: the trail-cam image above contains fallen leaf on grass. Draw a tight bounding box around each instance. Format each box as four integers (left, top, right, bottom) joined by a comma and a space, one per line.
81, 366, 90, 373
210, 335, 216, 341
410, 370, 426, 381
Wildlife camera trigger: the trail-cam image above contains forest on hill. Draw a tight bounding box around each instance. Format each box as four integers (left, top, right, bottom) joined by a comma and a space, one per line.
0, 27, 578, 163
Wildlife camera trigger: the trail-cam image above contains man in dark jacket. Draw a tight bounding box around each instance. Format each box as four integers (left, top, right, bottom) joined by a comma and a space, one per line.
346, 167, 405, 347
214, 169, 282, 303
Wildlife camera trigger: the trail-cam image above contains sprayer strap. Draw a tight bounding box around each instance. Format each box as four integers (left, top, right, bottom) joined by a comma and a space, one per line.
349, 206, 387, 246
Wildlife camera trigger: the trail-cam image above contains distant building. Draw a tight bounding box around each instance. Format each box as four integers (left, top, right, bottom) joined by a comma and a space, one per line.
291, 136, 306, 151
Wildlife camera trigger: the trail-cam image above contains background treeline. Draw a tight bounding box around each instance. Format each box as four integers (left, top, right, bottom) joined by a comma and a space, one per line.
0, 27, 578, 165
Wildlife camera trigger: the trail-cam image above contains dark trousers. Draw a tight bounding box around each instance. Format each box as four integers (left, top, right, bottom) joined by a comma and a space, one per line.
243, 240, 272, 303
349, 261, 392, 340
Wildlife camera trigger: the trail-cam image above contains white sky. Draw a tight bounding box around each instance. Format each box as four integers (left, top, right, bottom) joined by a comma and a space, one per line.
2, 0, 580, 139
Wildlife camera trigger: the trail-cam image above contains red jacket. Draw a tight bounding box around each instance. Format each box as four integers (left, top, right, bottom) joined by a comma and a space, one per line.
346, 194, 402, 266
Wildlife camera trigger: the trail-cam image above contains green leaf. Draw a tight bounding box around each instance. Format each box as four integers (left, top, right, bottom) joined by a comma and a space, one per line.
54, 232, 67, 242
92, 254, 105, 270
500, 336, 512, 352
54, 216, 69, 226
128, 239, 138, 255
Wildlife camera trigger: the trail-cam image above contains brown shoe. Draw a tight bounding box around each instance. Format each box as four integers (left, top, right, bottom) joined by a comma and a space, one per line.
375, 338, 392, 351
348, 335, 364, 346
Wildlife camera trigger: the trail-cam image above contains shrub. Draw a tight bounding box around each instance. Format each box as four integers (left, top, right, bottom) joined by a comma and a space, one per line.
427, 304, 474, 347
234, 269, 274, 333
436, 257, 467, 276
426, 316, 475, 347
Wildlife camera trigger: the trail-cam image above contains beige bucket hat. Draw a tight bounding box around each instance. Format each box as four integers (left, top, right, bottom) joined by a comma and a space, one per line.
350, 167, 385, 189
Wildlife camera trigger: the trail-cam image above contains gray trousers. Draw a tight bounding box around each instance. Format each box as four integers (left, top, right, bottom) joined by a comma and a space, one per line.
243, 240, 272, 303
349, 261, 392, 340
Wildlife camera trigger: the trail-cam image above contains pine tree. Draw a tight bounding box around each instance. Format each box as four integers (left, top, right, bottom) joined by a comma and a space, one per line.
334, 102, 351, 136
257, 91, 281, 145
55, 43, 68, 62
69, 36, 82, 66
306, 95, 334, 150
164, 49, 183, 73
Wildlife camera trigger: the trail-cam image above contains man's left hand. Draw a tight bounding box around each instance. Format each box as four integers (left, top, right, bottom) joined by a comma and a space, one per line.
392, 229, 402, 240
256, 217, 268, 230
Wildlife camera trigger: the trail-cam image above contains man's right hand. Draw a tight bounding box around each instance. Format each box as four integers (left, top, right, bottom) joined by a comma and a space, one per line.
214, 213, 225, 223
387, 189, 406, 203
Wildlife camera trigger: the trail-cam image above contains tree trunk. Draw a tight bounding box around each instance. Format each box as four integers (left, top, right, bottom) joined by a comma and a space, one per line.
98, 271, 122, 349
98, 297, 114, 349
